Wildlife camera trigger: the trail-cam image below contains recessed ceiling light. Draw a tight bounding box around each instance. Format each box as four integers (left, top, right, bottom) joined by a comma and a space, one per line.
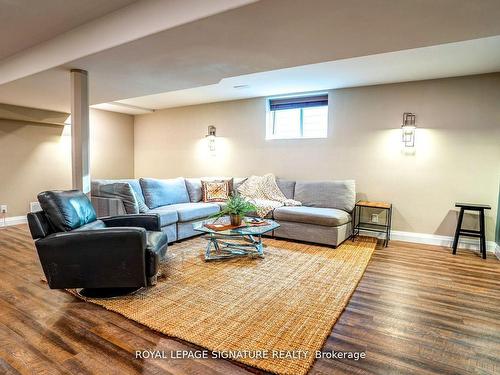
233, 84, 250, 89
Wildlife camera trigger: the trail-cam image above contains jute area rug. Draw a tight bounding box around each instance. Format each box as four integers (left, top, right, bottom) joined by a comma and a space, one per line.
73, 236, 376, 375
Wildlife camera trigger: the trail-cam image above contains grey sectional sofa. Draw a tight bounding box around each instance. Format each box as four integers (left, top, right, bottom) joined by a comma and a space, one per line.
91, 177, 355, 247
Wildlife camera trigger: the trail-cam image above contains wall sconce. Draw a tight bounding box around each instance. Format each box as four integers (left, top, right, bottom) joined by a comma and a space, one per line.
206, 125, 216, 152
401, 112, 416, 147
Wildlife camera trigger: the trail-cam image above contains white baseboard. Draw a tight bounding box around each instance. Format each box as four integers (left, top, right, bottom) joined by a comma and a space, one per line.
0, 215, 28, 227
359, 229, 498, 253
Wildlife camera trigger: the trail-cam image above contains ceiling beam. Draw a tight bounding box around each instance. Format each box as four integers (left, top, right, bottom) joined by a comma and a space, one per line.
0, 0, 257, 85
0, 103, 69, 126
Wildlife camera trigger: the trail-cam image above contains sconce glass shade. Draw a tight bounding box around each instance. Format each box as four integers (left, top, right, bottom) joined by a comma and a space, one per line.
206, 126, 216, 152
401, 113, 416, 147
207, 135, 216, 152
402, 125, 416, 147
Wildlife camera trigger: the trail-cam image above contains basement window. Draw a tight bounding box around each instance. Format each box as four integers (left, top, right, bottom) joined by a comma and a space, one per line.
266, 93, 328, 139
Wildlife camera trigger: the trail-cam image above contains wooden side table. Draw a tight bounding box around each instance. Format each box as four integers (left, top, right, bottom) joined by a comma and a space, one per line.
452, 202, 491, 259
352, 201, 392, 247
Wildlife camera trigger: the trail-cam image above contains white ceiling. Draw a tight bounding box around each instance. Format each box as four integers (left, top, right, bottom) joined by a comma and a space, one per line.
0, 0, 499, 114
0, 0, 256, 85
0, 0, 138, 60
95, 36, 500, 113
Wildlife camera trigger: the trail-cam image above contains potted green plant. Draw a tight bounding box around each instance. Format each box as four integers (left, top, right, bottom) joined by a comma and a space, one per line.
210, 194, 257, 226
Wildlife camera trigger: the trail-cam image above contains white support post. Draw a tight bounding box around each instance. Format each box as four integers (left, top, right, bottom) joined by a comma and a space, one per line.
70, 69, 90, 194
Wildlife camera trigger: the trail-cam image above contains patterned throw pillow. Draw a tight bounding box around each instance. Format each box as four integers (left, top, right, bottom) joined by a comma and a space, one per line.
201, 179, 233, 202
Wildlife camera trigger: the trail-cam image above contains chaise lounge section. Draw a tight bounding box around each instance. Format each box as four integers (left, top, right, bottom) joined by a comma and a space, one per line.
91, 177, 355, 247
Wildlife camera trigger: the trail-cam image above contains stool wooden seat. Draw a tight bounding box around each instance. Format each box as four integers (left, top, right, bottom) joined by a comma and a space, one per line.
452, 203, 491, 259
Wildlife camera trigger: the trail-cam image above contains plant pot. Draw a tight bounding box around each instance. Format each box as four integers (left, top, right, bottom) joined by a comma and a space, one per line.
230, 214, 242, 226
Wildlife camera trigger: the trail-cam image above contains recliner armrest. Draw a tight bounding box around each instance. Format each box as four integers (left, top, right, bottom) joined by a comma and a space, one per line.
101, 214, 161, 231
35, 228, 149, 289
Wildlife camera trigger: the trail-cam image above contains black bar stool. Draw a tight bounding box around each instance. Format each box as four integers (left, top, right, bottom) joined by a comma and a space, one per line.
452, 203, 491, 259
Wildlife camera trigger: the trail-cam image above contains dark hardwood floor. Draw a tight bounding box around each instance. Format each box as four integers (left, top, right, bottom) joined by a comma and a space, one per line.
0, 225, 499, 374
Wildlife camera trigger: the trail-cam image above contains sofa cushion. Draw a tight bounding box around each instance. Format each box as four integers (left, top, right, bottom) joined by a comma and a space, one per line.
276, 178, 296, 199
167, 202, 220, 222
294, 180, 355, 212
148, 207, 179, 227
90, 182, 139, 214
274, 206, 351, 227
185, 178, 202, 202
140, 178, 190, 209
92, 179, 149, 213
126, 179, 149, 213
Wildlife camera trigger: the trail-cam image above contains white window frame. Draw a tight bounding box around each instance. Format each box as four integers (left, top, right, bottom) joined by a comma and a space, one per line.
266, 92, 329, 140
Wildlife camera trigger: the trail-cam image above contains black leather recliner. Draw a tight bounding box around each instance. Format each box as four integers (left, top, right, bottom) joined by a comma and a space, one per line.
27, 190, 168, 297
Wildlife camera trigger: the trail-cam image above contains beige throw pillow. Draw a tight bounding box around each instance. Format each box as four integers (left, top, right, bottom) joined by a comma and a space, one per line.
201, 179, 233, 202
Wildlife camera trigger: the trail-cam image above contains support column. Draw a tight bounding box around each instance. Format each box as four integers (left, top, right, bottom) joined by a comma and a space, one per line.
70, 69, 90, 194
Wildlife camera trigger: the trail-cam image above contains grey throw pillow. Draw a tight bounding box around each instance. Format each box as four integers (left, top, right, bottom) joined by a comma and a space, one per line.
125, 179, 149, 213
140, 177, 190, 209
92, 179, 148, 213
185, 178, 202, 202
276, 178, 296, 199
94, 182, 139, 214
294, 180, 356, 212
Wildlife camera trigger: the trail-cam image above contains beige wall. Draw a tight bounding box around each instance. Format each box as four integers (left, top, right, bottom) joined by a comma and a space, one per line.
0, 108, 134, 217
134, 73, 500, 240
90, 109, 134, 179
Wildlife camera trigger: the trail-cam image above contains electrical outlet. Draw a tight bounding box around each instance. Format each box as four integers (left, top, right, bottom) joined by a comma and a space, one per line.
0, 205, 7, 214
371, 213, 379, 223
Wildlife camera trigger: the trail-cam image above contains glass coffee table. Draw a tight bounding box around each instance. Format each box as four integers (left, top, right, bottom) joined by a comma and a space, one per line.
193, 218, 280, 261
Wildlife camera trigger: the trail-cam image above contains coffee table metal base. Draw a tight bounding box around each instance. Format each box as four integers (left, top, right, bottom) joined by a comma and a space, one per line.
204, 233, 264, 261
